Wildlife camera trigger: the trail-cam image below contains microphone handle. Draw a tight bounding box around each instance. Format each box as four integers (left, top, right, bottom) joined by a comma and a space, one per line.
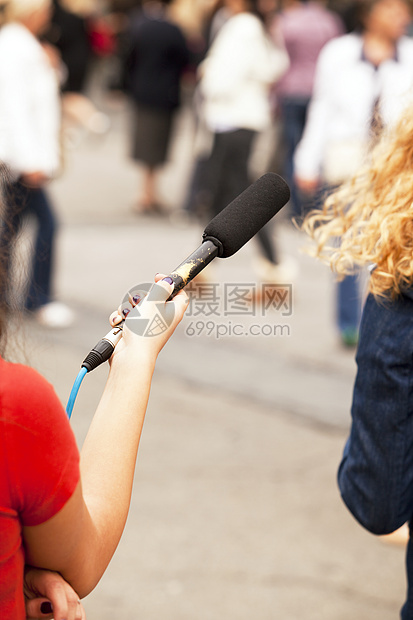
81, 239, 220, 372
167, 238, 219, 299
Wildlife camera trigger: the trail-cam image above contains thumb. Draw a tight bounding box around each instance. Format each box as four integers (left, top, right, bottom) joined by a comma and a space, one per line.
25, 597, 53, 619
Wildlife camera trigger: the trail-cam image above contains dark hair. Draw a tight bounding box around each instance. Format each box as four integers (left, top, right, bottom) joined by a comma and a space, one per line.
0, 205, 9, 356
0, 165, 22, 359
249, 0, 266, 21
0, 254, 7, 356
353, 0, 412, 31
352, 0, 379, 31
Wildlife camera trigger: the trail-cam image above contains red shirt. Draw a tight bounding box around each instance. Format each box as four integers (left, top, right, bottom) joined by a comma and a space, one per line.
0, 358, 80, 619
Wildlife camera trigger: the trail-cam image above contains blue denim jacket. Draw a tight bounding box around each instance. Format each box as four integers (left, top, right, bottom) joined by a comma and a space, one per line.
338, 290, 413, 619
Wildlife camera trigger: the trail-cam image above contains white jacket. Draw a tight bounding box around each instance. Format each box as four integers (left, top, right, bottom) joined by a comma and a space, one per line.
294, 33, 413, 181
200, 13, 289, 132
0, 23, 61, 177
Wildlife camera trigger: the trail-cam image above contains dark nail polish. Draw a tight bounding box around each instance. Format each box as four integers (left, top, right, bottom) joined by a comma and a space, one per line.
122, 308, 130, 317
40, 601, 53, 614
132, 294, 141, 304
162, 277, 173, 285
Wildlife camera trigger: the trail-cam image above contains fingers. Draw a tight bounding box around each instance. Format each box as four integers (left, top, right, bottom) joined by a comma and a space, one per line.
41, 575, 82, 620
154, 272, 166, 283
146, 277, 174, 302
108, 293, 144, 327
25, 597, 54, 619
24, 568, 85, 620
108, 273, 189, 364
171, 287, 190, 319
109, 273, 187, 329
294, 175, 319, 194
78, 599, 87, 620
109, 310, 121, 327
128, 277, 188, 322
26, 598, 53, 620
45, 583, 78, 620
76, 598, 85, 620
25, 593, 83, 620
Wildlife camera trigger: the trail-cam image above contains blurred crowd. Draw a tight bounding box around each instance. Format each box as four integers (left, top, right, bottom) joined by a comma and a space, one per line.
1, 0, 413, 346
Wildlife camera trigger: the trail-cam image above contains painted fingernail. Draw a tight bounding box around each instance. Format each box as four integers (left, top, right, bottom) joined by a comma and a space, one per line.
162, 277, 173, 285
132, 294, 141, 304
122, 308, 130, 317
40, 601, 53, 614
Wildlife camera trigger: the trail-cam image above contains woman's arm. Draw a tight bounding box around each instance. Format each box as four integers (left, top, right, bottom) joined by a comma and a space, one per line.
22, 276, 189, 597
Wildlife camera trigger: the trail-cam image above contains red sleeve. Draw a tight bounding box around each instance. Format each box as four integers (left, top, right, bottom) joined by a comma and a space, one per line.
1, 362, 80, 526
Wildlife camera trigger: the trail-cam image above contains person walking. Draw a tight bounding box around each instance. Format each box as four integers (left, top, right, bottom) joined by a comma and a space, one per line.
124, 0, 189, 214
198, 0, 294, 284
270, 0, 344, 218
0, 0, 74, 327
294, 0, 413, 346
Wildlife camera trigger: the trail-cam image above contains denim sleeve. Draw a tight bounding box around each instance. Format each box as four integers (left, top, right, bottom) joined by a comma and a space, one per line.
338, 293, 413, 535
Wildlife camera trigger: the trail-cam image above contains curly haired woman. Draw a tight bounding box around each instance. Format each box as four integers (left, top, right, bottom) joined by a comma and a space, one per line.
303, 108, 413, 619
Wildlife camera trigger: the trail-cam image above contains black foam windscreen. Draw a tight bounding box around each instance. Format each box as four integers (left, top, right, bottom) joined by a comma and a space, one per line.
202, 173, 290, 258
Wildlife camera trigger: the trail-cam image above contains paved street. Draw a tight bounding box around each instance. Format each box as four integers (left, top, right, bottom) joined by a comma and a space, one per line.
14, 87, 407, 618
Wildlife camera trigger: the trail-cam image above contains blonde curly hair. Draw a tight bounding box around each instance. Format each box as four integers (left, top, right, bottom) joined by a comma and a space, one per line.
302, 107, 413, 299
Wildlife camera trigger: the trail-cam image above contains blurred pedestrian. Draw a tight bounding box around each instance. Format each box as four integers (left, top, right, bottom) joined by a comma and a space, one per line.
294, 0, 413, 346
0, 0, 75, 327
46, 0, 111, 138
302, 101, 413, 620
179, 0, 230, 221
199, 0, 295, 284
270, 0, 344, 218
124, 0, 189, 214
48, 0, 93, 94
206, 0, 231, 42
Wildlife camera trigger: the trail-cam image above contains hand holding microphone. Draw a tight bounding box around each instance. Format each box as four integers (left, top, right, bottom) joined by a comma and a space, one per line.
66, 173, 290, 417
81, 172, 290, 373
108, 274, 189, 365
66, 274, 190, 417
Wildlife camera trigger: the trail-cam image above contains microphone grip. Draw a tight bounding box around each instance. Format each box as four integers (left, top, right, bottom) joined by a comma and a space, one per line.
167, 239, 219, 300
81, 239, 220, 372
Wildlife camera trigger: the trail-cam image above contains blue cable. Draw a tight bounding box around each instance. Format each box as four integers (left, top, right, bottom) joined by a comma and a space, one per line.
66, 367, 88, 419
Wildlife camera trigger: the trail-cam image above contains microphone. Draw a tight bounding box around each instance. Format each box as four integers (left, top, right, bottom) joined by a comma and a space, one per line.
168, 172, 290, 296
81, 172, 290, 372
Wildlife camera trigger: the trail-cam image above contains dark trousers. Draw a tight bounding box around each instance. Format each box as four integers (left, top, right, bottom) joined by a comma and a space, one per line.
337, 272, 362, 334
322, 183, 362, 334
1, 182, 57, 310
279, 96, 310, 218
205, 128, 278, 264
